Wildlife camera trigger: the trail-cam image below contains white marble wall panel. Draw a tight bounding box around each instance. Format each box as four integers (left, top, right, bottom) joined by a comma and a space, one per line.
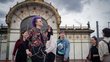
9, 42, 15, 60
82, 43, 90, 59
9, 33, 20, 41
69, 43, 74, 59
74, 43, 81, 59
0, 43, 7, 60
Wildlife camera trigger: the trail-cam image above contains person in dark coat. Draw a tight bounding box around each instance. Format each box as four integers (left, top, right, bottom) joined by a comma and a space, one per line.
12, 30, 29, 62
26, 16, 47, 62
87, 36, 100, 62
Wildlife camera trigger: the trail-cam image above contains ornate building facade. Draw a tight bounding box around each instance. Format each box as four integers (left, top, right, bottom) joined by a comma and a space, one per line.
60, 26, 93, 61
0, 25, 94, 62
0, 0, 94, 61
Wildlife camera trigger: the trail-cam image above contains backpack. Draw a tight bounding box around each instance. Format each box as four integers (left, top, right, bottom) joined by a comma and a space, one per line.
103, 40, 110, 53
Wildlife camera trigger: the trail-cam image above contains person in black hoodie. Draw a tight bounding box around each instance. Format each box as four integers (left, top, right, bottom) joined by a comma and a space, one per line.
87, 36, 100, 62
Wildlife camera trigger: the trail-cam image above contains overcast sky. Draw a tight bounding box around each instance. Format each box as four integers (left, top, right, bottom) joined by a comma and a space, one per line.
0, 0, 110, 37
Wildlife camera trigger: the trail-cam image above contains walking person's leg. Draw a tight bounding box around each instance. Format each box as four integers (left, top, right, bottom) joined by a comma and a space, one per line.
56, 55, 64, 62
46, 52, 55, 62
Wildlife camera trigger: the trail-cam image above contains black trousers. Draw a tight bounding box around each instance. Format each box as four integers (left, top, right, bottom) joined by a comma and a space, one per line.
92, 57, 101, 62
46, 52, 55, 62
31, 56, 44, 62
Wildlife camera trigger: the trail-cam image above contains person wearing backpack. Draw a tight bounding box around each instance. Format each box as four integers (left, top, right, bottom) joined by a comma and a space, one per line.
56, 31, 70, 62
98, 28, 110, 62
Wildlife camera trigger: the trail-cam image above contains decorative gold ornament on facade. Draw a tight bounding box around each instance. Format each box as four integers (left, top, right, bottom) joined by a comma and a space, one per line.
6, 0, 61, 60
26, 0, 44, 2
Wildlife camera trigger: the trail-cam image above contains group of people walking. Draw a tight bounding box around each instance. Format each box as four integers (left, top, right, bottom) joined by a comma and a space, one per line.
12, 16, 70, 62
12, 15, 110, 62
87, 28, 110, 62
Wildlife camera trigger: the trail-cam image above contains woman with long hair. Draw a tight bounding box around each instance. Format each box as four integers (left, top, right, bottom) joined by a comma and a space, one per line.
12, 30, 29, 62
87, 36, 100, 62
45, 25, 57, 62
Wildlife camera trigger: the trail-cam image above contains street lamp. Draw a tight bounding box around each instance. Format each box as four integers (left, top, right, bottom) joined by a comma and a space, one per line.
108, 22, 110, 28
0, 24, 3, 60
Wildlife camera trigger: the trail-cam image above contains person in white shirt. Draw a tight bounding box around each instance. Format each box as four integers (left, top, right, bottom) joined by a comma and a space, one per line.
98, 28, 110, 62
45, 25, 57, 62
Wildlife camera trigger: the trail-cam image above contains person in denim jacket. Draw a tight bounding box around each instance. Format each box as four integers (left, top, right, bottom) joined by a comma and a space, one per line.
56, 31, 70, 62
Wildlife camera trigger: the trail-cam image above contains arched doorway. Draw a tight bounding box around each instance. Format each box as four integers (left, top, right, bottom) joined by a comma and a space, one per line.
20, 15, 48, 33
6, 0, 61, 60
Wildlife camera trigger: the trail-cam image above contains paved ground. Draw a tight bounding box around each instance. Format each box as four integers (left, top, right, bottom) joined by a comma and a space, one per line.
0, 60, 88, 62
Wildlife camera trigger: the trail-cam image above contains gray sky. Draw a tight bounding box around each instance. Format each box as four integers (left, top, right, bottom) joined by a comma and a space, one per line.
0, 0, 110, 37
